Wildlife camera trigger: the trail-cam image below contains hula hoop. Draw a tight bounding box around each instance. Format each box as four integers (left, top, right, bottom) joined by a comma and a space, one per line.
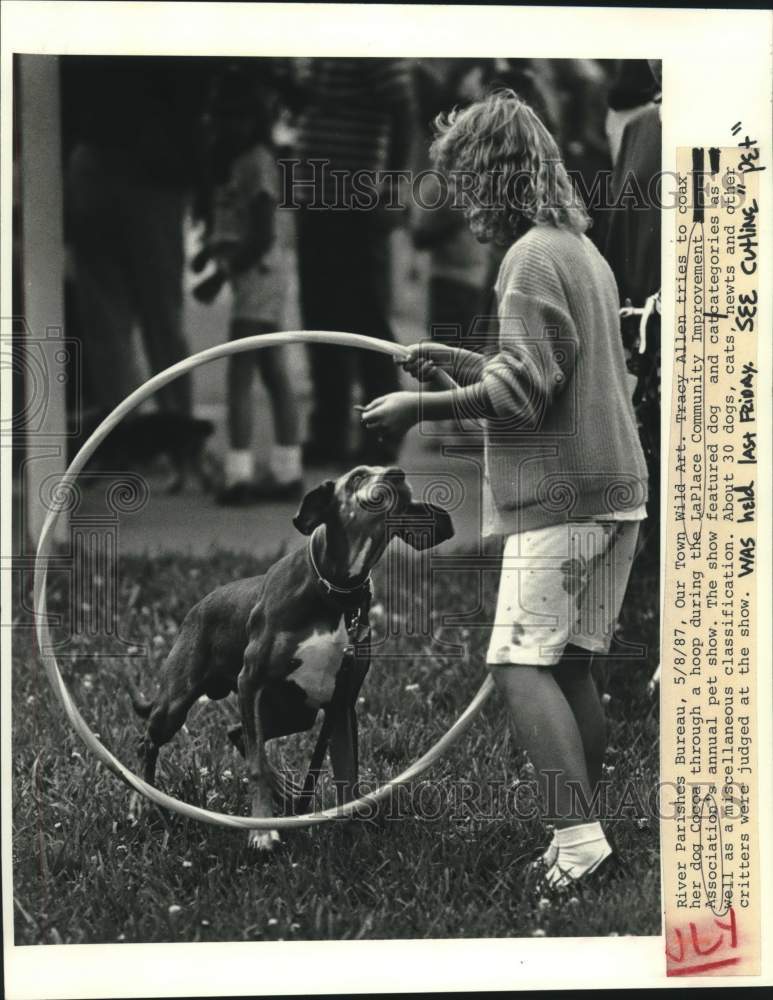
33, 331, 495, 829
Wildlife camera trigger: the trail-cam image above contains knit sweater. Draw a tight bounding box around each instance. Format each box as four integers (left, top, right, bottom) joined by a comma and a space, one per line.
479, 224, 648, 534
294, 58, 414, 204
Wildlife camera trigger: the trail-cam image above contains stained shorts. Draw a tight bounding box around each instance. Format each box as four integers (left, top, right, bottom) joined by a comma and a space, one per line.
486, 520, 641, 667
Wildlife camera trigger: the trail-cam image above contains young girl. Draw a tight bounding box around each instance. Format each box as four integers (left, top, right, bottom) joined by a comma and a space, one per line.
196, 67, 303, 503
361, 91, 648, 886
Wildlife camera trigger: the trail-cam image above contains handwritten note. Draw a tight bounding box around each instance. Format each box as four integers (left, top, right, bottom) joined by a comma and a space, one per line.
663, 145, 762, 976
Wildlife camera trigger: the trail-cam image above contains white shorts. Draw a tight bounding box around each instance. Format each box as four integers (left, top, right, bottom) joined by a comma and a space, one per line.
486, 520, 641, 667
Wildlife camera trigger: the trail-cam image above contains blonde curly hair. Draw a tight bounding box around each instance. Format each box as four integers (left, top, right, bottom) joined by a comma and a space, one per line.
430, 89, 589, 244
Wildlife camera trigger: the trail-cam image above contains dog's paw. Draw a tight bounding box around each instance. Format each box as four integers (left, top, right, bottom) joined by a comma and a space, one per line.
247, 828, 281, 853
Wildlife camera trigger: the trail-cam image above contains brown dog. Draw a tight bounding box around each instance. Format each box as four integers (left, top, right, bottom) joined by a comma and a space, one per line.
130, 465, 454, 849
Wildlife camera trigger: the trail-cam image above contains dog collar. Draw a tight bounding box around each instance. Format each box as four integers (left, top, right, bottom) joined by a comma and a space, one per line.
308, 530, 372, 600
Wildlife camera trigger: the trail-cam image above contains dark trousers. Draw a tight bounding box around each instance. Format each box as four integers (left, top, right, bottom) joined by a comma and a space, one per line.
297, 207, 399, 449
428, 276, 485, 348
67, 145, 191, 415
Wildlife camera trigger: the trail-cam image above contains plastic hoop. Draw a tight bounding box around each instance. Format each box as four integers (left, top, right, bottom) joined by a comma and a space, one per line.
33, 331, 495, 829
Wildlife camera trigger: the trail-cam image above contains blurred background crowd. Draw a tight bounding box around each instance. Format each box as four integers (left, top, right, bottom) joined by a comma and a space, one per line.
15, 55, 661, 516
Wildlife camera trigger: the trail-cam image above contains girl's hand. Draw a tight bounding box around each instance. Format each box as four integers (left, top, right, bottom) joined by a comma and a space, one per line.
358, 391, 421, 439
399, 342, 452, 383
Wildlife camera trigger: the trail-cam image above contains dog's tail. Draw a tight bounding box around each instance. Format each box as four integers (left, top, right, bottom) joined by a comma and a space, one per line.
126, 675, 154, 719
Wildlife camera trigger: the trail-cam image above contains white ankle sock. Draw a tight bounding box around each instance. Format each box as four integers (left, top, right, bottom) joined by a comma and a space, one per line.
270, 444, 302, 484
224, 449, 254, 486
545, 822, 612, 887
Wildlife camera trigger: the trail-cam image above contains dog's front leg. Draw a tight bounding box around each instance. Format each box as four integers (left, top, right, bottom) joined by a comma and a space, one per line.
329, 702, 359, 806
328, 648, 369, 805
238, 642, 279, 851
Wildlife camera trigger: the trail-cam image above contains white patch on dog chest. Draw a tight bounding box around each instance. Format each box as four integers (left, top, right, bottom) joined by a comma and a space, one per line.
287, 619, 348, 708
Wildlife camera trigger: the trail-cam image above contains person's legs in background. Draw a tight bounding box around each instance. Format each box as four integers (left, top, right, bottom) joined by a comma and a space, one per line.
225, 323, 255, 460
66, 146, 143, 413
349, 211, 401, 462
219, 318, 303, 504
428, 276, 484, 345
221, 319, 259, 502
298, 208, 355, 464
127, 179, 191, 416
255, 344, 302, 487
425, 276, 487, 439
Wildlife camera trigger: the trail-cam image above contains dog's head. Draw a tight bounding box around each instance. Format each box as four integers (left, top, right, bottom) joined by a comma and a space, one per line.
293, 466, 454, 578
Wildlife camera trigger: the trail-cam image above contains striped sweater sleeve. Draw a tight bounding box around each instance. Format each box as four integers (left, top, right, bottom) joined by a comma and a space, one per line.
481, 246, 579, 429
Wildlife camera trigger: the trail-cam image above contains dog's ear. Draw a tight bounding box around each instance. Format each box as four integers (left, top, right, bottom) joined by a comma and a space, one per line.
394, 501, 454, 550
293, 480, 335, 535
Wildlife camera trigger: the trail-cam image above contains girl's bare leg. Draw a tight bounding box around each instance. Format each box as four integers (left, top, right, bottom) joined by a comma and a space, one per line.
489, 663, 590, 829
552, 645, 606, 789
491, 656, 613, 884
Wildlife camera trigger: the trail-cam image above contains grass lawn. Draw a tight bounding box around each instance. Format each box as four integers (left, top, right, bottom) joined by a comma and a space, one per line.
12, 540, 660, 944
